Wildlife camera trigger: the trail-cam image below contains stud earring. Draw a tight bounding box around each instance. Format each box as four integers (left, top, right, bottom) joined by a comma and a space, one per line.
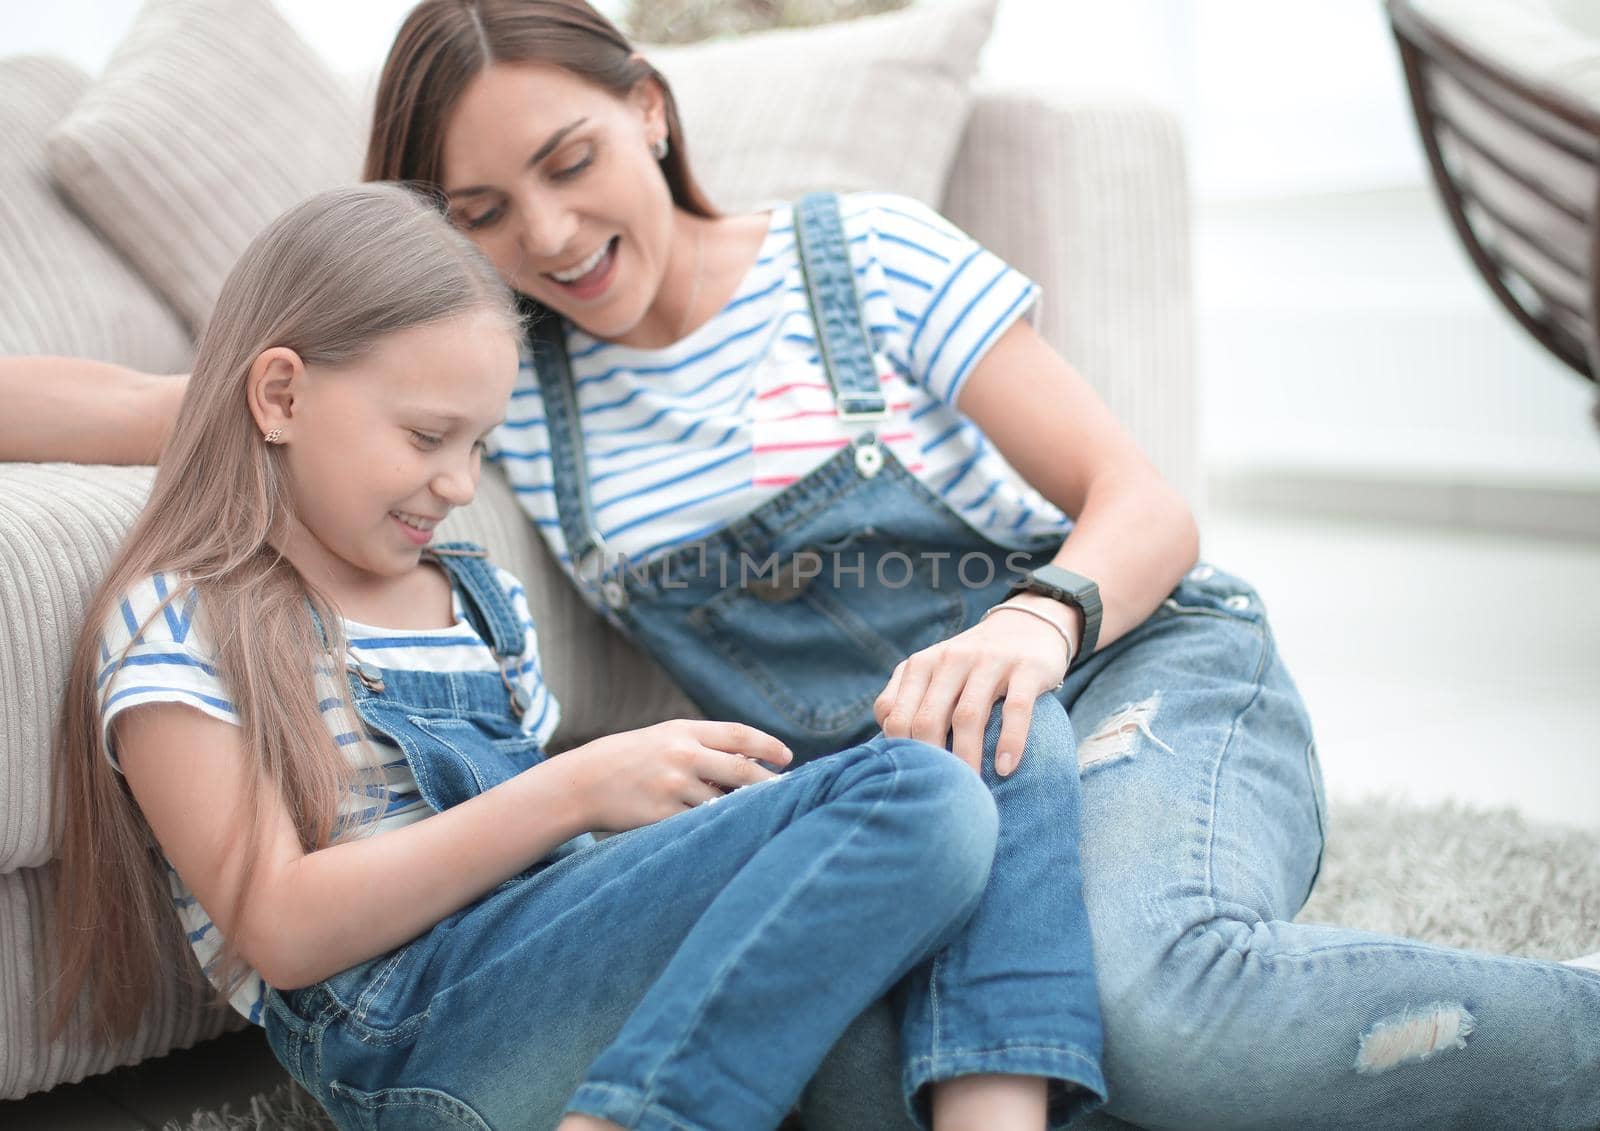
263, 428, 284, 444
651, 135, 669, 161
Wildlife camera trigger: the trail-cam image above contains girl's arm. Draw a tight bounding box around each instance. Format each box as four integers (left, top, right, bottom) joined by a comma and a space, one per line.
114, 703, 787, 991
0, 356, 186, 464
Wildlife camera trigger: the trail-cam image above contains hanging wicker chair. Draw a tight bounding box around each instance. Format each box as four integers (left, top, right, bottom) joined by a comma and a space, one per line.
1388, 0, 1599, 427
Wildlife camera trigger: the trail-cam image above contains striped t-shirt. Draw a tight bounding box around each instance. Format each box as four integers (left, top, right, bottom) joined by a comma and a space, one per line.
96, 567, 559, 1026
490, 191, 1074, 584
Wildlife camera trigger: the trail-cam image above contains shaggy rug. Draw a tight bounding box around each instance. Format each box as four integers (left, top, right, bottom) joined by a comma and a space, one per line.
162, 797, 1600, 1131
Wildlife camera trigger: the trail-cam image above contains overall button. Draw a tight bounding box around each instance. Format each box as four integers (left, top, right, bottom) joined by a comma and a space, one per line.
509, 685, 532, 714
353, 662, 385, 693
854, 442, 883, 478
1224, 594, 1250, 611
601, 577, 628, 610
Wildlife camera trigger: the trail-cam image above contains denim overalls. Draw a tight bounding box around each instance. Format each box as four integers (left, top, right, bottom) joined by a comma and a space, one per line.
519, 199, 1600, 1131
525, 193, 1109, 1126
263, 545, 591, 1117
332, 543, 578, 819
530, 192, 1069, 763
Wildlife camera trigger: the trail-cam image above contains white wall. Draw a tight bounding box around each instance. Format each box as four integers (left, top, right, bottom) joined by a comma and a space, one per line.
985, 0, 1600, 511
2, 0, 623, 77
983, 0, 1427, 202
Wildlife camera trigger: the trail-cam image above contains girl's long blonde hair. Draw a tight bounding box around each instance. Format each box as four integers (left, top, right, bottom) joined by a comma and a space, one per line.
47, 183, 521, 1041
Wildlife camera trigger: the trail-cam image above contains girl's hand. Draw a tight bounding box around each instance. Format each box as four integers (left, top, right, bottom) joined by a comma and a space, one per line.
874, 596, 1077, 777
565, 720, 793, 834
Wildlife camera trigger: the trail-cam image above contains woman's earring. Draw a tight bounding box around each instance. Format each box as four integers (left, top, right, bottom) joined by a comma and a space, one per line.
651, 135, 669, 161
263, 428, 284, 445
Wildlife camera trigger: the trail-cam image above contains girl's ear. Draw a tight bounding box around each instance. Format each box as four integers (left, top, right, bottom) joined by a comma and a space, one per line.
247, 347, 307, 441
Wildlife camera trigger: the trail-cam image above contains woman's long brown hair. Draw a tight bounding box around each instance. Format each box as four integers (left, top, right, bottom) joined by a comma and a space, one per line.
366, 0, 717, 223
47, 184, 520, 1042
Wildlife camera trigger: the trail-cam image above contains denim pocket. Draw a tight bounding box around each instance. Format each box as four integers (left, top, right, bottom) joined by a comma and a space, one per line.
1155, 562, 1267, 626
686, 537, 966, 738
355, 702, 539, 813
327, 1080, 491, 1131
319, 942, 433, 1045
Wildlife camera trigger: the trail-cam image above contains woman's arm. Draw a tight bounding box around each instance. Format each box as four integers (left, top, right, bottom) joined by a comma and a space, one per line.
955, 318, 1200, 654
114, 705, 788, 991
876, 318, 1199, 773
0, 356, 186, 464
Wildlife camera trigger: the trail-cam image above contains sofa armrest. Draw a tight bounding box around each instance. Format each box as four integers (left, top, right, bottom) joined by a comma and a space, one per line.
0, 463, 154, 874
941, 86, 1200, 513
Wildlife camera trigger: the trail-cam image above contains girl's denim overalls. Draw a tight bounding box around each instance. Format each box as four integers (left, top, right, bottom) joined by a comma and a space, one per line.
261, 542, 1085, 1131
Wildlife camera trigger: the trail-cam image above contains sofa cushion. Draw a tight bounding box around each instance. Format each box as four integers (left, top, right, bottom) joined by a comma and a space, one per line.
0, 56, 191, 373
40, 0, 994, 332
649, 0, 998, 211
43, 0, 363, 333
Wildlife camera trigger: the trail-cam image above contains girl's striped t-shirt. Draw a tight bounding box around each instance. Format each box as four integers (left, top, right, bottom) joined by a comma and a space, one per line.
95, 566, 559, 1026
490, 191, 1075, 586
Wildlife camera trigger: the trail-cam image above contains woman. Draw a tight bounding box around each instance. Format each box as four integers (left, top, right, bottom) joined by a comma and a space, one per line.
6, 1, 1598, 1127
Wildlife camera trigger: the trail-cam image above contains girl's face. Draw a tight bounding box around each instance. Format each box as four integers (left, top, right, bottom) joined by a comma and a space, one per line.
438, 62, 676, 344
263, 311, 518, 594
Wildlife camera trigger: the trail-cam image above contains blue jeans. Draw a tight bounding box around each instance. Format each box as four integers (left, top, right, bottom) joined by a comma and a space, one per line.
799, 564, 1600, 1131
264, 718, 1105, 1131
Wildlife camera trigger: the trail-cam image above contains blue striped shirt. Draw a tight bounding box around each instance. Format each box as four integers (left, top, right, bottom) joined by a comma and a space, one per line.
96, 566, 559, 1025
490, 191, 1074, 582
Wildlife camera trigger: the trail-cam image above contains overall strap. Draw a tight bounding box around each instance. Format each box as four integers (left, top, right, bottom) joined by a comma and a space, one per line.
793, 191, 888, 421
424, 542, 525, 661
528, 310, 614, 596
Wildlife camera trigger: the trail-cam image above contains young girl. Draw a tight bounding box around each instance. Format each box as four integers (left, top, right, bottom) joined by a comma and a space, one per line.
47, 183, 1107, 1131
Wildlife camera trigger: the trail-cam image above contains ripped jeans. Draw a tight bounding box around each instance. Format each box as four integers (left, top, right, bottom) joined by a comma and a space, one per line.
799, 562, 1600, 1131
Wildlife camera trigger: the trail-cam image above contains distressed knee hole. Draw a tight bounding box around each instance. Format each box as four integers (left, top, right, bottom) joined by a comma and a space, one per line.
1354, 1002, 1476, 1075
1078, 692, 1173, 771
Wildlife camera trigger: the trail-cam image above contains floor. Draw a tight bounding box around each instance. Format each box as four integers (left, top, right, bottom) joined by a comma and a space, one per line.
5, 503, 1598, 1128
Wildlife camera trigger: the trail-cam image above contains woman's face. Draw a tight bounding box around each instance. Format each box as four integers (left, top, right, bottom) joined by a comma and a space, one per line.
439, 62, 675, 343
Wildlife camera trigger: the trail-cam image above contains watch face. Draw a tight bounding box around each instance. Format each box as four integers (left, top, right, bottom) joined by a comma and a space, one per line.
1033, 565, 1098, 601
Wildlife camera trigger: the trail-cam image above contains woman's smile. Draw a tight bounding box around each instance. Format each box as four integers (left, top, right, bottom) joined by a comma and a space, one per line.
544, 235, 619, 301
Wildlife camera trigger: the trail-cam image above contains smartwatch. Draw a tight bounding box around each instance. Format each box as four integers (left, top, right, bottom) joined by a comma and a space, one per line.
1007, 564, 1102, 668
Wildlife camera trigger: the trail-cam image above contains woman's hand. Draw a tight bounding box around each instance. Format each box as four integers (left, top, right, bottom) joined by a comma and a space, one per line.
564, 720, 792, 834
874, 595, 1078, 777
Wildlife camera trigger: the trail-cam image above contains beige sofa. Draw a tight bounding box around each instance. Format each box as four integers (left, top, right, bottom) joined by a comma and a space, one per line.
0, 0, 1194, 1101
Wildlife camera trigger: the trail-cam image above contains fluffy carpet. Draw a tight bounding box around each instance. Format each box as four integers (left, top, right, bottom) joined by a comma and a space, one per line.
162, 796, 1600, 1131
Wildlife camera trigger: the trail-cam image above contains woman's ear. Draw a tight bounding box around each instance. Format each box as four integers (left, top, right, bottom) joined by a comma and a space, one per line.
246, 347, 306, 440
626, 62, 668, 139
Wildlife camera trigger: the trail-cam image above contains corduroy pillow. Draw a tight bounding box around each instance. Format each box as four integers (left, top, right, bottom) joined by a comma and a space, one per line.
0, 56, 191, 372
43, 0, 363, 333
648, 0, 1000, 211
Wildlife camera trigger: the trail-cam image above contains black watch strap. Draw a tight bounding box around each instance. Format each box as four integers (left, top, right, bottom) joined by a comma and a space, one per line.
1009, 564, 1101, 668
